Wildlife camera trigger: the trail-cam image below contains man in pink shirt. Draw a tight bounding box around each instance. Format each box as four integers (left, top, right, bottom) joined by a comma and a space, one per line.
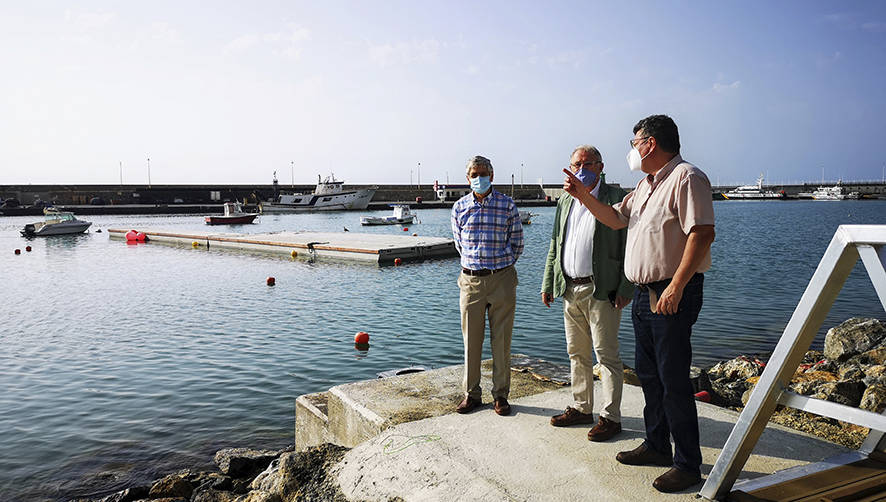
563, 115, 715, 493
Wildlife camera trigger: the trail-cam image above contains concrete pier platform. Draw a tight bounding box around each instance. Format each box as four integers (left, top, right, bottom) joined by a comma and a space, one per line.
297, 357, 849, 501
107, 229, 457, 264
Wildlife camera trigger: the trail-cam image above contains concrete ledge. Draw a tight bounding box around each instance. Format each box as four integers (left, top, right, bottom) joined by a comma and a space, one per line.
295, 392, 333, 451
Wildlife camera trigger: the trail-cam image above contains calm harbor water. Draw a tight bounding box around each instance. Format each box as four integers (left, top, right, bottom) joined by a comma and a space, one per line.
1, 200, 884, 501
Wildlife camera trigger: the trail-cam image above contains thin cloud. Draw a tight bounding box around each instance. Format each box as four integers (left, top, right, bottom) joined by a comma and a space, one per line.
862, 21, 886, 33
713, 81, 741, 93
223, 25, 311, 58
368, 39, 441, 68
64, 9, 116, 31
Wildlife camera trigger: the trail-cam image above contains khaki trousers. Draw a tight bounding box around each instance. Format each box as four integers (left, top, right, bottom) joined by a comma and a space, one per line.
563, 281, 623, 421
458, 266, 518, 401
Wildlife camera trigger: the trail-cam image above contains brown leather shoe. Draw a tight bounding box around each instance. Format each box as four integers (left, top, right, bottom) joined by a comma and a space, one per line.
550, 407, 595, 427
653, 467, 702, 493
615, 443, 672, 466
494, 398, 511, 416
456, 396, 481, 414
587, 416, 622, 442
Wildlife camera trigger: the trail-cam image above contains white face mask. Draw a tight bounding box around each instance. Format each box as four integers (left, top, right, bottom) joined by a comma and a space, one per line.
626, 147, 650, 172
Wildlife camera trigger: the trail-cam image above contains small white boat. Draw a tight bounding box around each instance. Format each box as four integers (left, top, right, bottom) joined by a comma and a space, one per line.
360, 205, 417, 226
812, 181, 859, 200
263, 173, 377, 212
723, 174, 784, 199
519, 210, 536, 224
21, 208, 92, 236
204, 202, 259, 225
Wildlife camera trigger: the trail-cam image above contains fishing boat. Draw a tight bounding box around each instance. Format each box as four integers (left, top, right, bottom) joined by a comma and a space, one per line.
263, 174, 376, 212
21, 208, 92, 236
360, 205, 417, 226
519, 210, 536, 224
204, 202, 259, 225
723, 174, 784, 199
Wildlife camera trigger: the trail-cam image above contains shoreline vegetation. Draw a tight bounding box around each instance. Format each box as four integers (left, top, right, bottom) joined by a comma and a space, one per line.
70, 317, 885, 502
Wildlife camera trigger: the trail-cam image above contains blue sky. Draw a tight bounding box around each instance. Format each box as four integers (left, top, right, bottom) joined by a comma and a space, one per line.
2, 1, 885, 187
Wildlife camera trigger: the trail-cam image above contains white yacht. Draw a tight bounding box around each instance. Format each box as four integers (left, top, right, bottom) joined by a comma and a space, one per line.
21, 208, 92, 236
723, 174, 784, 199
263, 174, 376, 212
812, 181, 861, 200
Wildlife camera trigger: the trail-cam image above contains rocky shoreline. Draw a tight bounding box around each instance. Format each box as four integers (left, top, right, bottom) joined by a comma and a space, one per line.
73, 317, 884, 502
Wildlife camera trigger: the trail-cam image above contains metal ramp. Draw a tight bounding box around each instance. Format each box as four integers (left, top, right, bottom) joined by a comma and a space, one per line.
700, 225, 886, 500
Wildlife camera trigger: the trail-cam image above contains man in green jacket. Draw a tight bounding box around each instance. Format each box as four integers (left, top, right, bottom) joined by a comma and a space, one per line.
541, 145, 634, 442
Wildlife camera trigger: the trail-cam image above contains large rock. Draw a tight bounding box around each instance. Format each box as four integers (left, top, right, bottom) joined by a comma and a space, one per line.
248, 444, 348, 502
149, 473, 194, 499
823, 318, 886, 362
859, 348, 886, 365
97, 486, 149, 502
214, 448, 283, 479
812, 381, 866, 407
708, 356, 765, 381
711, 377, 750, 408
860, 384, 886, 413
192, 489, 241, 502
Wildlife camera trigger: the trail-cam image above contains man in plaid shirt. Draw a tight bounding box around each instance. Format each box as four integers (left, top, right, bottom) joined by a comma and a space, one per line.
450, 155, 524, 416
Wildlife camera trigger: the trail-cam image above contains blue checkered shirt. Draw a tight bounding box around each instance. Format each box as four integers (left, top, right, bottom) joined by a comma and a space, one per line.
451, 189, 524, 270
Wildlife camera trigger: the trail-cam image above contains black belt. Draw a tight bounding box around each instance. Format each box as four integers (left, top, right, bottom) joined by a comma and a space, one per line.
566, 275, 594, 285
636, 273, 703, 293
462, 265, 512, 276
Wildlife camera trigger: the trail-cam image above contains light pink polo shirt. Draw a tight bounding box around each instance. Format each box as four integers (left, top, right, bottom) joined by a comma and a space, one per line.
613, 155, 715, 284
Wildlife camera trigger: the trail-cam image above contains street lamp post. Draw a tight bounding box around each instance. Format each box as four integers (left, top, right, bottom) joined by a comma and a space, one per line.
291, 161, 294, 188
417, 162, 421, 188
119, 161, 123, 185
147, 157, 151, 188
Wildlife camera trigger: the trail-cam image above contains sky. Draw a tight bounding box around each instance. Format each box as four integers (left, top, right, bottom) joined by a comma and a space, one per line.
1, 1, 885, 187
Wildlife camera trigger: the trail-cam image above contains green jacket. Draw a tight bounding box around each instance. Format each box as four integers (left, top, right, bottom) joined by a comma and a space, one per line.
541, 182, 634, 302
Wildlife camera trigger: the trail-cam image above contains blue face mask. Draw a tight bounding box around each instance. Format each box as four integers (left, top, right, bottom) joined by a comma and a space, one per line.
574, 168, 598, 187
470, 175, 492, 194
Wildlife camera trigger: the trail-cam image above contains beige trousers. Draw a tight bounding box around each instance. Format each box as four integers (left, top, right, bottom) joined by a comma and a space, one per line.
563, 281, 623, 421
458, 266, 518, 401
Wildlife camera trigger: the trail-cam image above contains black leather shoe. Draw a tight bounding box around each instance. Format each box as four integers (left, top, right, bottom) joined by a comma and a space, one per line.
456, 396, 481, 414
494, 398, 511, 416
615, 443, 673, 466
653, 467, 702, 493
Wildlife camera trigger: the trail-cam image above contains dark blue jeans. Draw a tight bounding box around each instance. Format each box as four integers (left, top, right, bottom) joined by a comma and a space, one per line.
632, 273, 704, 475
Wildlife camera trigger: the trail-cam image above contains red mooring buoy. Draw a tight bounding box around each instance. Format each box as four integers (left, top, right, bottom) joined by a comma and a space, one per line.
125, 230, 138, 241
394, 258, 402, 266
402, 227, 409, 231
136, 232, 147, 242
354, 331, 370, 345
14, 249, 21, 255
266, 277, 276, 286
25, 246, 32, 252
694, 391, 711, 403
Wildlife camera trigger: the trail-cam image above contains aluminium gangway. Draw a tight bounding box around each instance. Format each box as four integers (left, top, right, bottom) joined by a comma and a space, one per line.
700, 225, 886, 500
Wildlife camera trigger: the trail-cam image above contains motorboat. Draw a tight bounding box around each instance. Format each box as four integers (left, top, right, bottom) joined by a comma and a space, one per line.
263, 173, 376, 212
204, 202, 259, 225
21, 208, 92, 236
360, 205, 417, 226
812, 181, 860, 200
723, 174, 784, 199
519, 210, 536, 224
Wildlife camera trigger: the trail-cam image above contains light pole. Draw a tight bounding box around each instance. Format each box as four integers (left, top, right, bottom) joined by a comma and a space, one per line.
119, 161, 123, 185
147, 157, 151, 188
417, 162, 421, 188
521, 162, 524, 188
291, 161, 294, 188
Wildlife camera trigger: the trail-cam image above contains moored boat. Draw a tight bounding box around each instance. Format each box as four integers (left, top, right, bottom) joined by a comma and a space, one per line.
21, 208, 92, 236
812, 181, 859, 200
519, 210, 536, 224
263, 174, 376, 212
204, 202, 259, 225
360, 205, 417, 226
723, 174, 784, 199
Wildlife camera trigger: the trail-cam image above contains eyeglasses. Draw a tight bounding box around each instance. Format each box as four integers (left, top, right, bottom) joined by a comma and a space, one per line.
630, 136, 651, 148
568, 161, 601, 170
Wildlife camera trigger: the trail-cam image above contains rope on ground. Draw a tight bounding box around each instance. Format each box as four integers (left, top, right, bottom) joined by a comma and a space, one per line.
381, 433, 442, 455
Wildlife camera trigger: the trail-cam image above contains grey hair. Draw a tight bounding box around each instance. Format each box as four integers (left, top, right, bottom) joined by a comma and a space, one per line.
465, 155, 494, 176
571, 145, 602, 163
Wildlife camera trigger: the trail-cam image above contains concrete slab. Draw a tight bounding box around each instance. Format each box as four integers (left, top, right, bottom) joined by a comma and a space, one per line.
332, 384, 849, 501
107, 229, 457, 264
